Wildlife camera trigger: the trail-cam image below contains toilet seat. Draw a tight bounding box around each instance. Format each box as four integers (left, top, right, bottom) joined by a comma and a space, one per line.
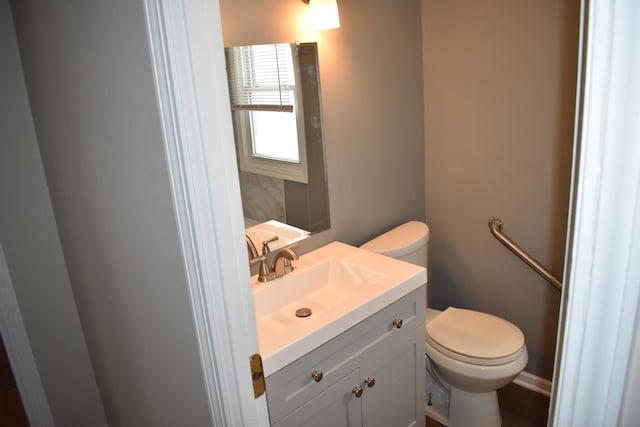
426, 307, 525, 366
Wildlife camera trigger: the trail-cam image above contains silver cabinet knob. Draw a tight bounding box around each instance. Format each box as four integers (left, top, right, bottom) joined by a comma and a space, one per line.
311, 370, 323, 382
364, 377, 375, 388
352, 386, 363, 398
393, 318, 403, 329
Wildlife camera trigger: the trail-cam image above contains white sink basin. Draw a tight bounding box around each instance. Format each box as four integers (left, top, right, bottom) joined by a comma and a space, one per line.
252, 241, 426, 376
254, 257, 385, 322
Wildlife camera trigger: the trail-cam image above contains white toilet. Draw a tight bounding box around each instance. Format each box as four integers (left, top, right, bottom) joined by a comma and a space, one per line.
361, 221, 528, 427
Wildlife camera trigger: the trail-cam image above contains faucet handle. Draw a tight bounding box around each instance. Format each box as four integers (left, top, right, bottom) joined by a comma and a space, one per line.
261, 235, 279, 255
250, 254, 276, 283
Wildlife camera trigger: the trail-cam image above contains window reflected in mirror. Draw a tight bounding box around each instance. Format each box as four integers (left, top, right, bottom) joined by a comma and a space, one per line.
227, 43, 309, 183
225, 42, 330, 239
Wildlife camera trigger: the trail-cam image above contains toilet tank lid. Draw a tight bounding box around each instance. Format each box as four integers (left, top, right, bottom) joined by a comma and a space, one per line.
360, 221, 430, 258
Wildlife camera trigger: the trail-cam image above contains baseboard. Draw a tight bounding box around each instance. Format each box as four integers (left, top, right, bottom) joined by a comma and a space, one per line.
513, 371, 552, 397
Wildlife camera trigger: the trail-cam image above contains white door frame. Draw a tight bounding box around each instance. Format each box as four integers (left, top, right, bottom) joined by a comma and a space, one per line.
550, 0, 640, 425
143, 0, 269, 425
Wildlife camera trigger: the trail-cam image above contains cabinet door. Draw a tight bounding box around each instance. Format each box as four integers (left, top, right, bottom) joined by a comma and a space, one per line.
361, 326, 425, 427
273, 370, 363, 427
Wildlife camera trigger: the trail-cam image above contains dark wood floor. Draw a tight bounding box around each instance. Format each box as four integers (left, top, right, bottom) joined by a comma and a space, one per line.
426, 383, 550, 427
0, 337, 29, 427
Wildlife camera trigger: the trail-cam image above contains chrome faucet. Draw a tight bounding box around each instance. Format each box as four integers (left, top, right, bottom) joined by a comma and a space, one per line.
248, 239, 299, 283
273, 247, 299, 276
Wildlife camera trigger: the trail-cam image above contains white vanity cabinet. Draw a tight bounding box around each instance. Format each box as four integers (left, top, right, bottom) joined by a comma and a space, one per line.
266, 286, 426, 427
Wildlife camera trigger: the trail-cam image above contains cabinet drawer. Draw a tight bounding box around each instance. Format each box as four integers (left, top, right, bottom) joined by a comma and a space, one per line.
266, 286, 425, 424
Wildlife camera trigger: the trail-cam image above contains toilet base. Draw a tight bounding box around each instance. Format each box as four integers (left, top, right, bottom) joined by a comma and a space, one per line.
425, 358, 450, 425
448, 387, 501, 427
425, 358, 502, 427
425, 402, 449, 426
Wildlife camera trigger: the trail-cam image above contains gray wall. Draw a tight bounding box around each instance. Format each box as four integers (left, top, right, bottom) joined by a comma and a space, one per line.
11, 1, 213, 425
422, 0, 579, 378
0, 1, 107, 424
220, 0, 426, 250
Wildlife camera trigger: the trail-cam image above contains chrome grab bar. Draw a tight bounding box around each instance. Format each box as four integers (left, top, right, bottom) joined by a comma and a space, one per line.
488, 217, 562, 291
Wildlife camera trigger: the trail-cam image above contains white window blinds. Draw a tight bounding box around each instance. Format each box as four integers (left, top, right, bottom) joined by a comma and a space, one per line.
227, 43, 296, 113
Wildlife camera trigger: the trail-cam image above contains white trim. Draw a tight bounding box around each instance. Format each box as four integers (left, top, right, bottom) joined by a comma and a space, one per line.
513, 371, 552, 397
143, 1, 268, 426
551, 0, 640, 424
0, 243, 54, 427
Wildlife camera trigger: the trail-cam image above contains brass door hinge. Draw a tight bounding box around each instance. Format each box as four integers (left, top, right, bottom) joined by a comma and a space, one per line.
250, 353, 266, 398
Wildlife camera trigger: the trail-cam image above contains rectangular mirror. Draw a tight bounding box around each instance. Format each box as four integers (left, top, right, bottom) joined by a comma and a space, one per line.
225, 42, 330, 244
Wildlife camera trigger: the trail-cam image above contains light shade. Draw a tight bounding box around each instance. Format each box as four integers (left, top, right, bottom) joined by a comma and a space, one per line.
307, 0, 340, 30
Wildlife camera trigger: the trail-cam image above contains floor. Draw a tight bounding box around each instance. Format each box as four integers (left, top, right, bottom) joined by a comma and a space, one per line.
426, 383, 550, 427
0, 337, 29, 427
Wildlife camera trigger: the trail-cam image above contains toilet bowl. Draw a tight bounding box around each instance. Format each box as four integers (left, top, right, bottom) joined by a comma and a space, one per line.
361, 221, 528, 427
425, 307, 528, 426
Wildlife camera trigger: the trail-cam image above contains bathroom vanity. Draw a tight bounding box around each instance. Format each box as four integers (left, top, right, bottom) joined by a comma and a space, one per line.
266, 287, 425, 426
251, 242, 426, 427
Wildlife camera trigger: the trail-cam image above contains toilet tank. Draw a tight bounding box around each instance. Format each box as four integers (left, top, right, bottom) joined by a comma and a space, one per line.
360, 221, 430, 268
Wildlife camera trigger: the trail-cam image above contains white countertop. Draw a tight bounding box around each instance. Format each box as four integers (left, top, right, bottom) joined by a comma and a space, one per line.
251, 241, 426, 376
